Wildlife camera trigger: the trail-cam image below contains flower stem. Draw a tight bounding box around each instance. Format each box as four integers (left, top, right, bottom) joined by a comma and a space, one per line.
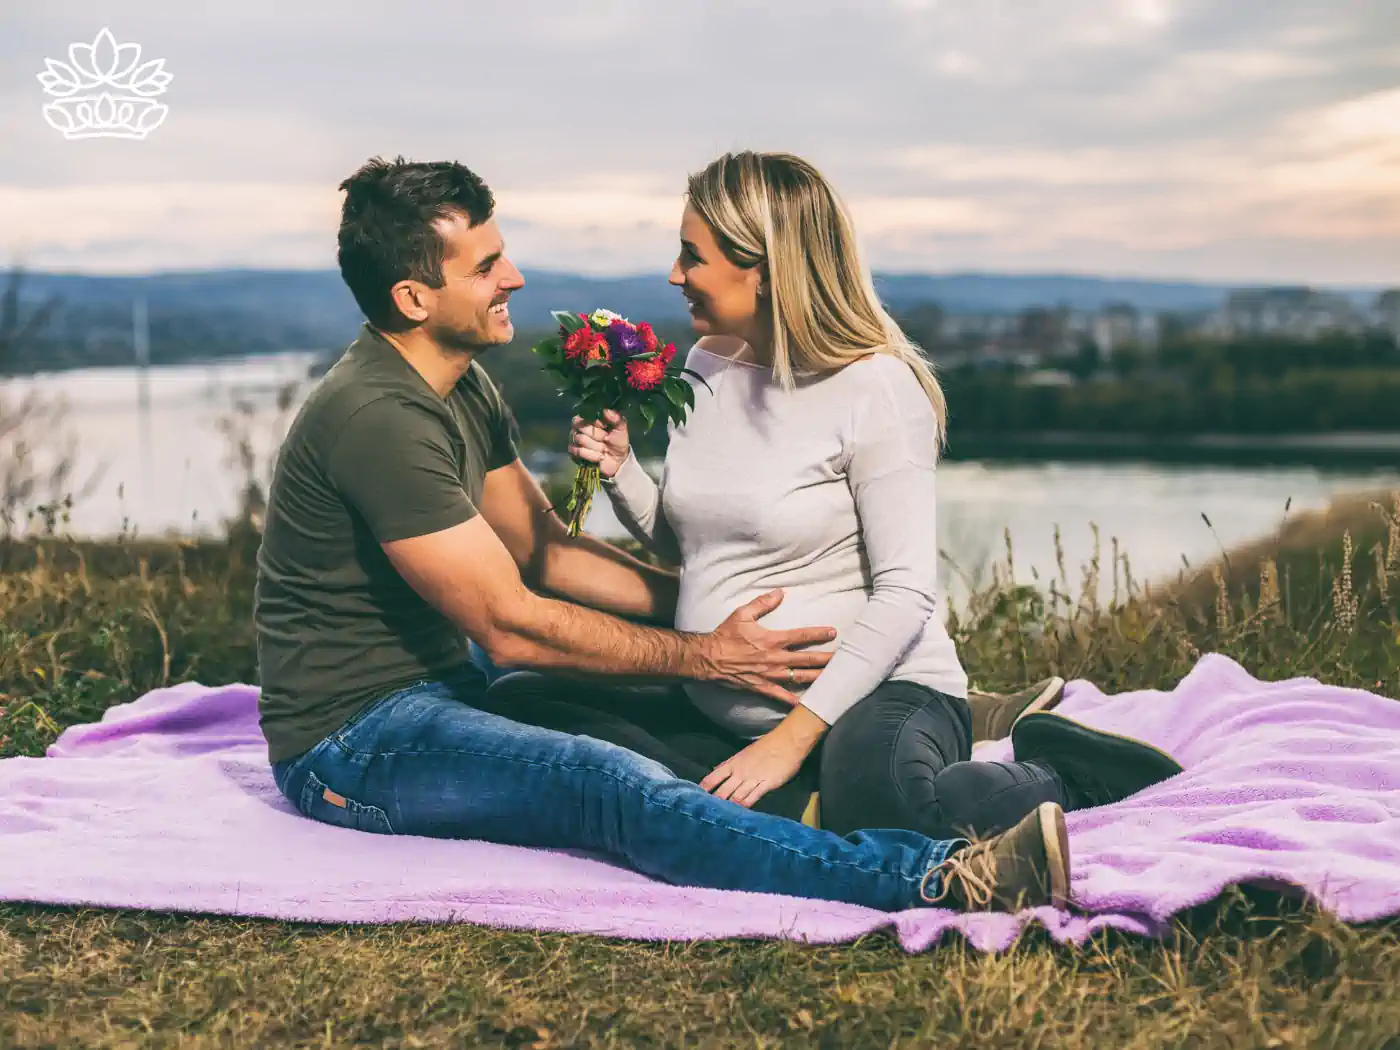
565, 462, 601, 538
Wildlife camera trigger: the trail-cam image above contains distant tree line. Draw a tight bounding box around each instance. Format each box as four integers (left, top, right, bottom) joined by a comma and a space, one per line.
938, 331, 1400, 435
0, 269, 62, 371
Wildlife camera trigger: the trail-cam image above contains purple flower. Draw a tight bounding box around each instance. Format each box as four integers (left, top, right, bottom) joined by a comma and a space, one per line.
605, 320, 645, 361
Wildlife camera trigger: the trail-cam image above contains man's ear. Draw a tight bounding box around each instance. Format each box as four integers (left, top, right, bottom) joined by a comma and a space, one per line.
389, 280, 430, 324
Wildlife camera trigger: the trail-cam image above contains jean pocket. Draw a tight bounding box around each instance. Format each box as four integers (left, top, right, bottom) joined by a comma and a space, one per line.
330, 680, 438, 755
298, 769, 395, 835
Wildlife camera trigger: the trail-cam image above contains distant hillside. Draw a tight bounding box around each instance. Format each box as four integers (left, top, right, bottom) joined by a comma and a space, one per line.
875, 273, 1240, 313
2, 267, 1382, 373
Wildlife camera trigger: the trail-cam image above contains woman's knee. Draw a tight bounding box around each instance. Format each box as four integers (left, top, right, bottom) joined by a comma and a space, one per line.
817, 684, 966, 837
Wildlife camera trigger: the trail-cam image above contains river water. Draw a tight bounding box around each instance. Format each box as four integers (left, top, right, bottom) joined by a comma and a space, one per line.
4, 352, 1396, 605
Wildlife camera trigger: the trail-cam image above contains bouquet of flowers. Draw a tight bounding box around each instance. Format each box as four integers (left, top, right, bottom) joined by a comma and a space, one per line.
532, 308, 706, 536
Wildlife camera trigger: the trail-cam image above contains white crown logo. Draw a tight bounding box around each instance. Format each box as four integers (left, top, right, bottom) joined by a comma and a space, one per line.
36, 28, 172, 140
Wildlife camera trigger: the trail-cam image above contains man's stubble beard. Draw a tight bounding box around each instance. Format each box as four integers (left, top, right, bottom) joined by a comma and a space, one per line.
428, 317, 507, 357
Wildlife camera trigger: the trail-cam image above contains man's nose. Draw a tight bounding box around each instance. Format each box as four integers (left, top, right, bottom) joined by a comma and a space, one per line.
502, 258, 525, 289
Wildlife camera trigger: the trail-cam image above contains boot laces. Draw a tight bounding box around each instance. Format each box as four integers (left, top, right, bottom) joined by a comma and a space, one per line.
920, 839, 998, 908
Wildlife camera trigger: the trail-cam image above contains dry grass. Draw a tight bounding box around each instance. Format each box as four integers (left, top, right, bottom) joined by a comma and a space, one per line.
2, 492, 1400, 1048
1164, 489, 1400, 620
2, 896, 1398, 1049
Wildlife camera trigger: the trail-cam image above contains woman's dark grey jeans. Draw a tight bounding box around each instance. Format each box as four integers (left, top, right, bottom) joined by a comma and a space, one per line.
476, 672, 1065, 840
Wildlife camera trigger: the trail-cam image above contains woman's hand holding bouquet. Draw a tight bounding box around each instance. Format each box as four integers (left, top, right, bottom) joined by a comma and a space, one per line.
568, 409, 631, 481
532, 308, 705, 536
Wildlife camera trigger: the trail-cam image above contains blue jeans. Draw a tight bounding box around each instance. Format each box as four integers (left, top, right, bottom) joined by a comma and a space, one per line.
468, 640, 509, 685
271, 676, 963, 912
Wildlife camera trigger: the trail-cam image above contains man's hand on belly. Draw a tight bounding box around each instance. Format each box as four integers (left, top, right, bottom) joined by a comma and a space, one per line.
698, 590, 837, 705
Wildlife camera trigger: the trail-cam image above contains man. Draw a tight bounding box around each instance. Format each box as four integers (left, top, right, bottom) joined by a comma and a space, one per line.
253, 155, 1075, 914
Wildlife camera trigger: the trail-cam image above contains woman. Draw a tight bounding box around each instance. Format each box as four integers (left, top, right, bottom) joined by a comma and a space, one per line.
486, 151, 1181, 839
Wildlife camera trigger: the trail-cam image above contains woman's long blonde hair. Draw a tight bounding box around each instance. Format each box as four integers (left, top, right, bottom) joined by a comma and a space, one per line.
686, 150, 948, 448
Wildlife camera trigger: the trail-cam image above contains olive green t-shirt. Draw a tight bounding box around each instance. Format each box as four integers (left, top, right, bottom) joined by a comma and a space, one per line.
254, 324, 519, 763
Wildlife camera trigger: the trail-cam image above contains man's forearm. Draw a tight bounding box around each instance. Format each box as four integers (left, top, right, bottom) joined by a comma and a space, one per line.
537, 532, 678, 623
484, 588, 704, 680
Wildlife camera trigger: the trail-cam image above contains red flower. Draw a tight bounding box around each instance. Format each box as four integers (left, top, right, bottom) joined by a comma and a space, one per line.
659, 341, 676, 365
625, 356, 667, 390
564, 326, 607, 364
636, 322, 659, 352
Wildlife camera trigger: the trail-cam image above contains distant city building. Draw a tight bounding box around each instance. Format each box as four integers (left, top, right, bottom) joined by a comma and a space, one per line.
918, 283, 1394, 376
1204, 287, 1369, 339
934, 345, 1042, 371
1090, 303, 1160, 356
940, 313, 1018, 341
1376, 289, 1400, 337
1022, 368, 1076, 387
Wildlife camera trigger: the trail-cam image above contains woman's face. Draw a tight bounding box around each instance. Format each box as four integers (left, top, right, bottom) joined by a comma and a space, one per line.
669, 203, 763, 340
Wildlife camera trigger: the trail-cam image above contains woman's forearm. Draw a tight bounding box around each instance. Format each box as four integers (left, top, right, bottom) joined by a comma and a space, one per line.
775, 704, 830, 754
795, 586, 933, 725
604, 451, 683, 564
538, 530, 679, 622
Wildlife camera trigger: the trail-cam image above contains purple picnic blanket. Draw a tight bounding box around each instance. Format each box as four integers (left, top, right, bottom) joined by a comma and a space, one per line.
2, 654, 1398, 952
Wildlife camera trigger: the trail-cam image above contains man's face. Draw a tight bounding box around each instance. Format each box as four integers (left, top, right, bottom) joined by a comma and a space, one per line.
418, 213, 525, 352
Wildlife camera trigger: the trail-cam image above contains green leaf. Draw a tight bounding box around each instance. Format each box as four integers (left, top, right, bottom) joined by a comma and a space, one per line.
680, 379, 696, 409
679, 367, 714, 394
532, 338, 564, 367
638, 401, 657, 432
553, 310, 587, 334
663, 378, 688, 415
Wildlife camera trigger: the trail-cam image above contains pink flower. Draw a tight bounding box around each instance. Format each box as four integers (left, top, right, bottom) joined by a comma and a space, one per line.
626, 356, 667, 390
563, 326, 607, 364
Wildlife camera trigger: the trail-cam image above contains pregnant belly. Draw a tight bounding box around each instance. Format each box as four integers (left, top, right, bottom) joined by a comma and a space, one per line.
674, 577, 868, 642
675, 578, 869, 740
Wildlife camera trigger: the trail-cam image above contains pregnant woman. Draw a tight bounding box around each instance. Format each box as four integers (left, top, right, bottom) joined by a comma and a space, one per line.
483, 151, 1181, 839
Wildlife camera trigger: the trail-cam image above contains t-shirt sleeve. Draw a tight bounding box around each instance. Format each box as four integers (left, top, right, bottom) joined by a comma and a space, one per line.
475, 365, 521, 470
327, 396, 479, 543
492, 401, 522, 470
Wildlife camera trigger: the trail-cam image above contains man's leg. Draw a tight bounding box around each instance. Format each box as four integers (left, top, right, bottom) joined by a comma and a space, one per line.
479, 671, 817, 822
275, 679, 966, 912
468, 640, 510, 685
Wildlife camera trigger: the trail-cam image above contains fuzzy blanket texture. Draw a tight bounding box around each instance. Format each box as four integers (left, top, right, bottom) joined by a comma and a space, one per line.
2, 654, 1397, 952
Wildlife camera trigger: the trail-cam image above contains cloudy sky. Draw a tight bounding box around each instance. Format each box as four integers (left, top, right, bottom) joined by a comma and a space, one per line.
2, 0, 1397, 283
